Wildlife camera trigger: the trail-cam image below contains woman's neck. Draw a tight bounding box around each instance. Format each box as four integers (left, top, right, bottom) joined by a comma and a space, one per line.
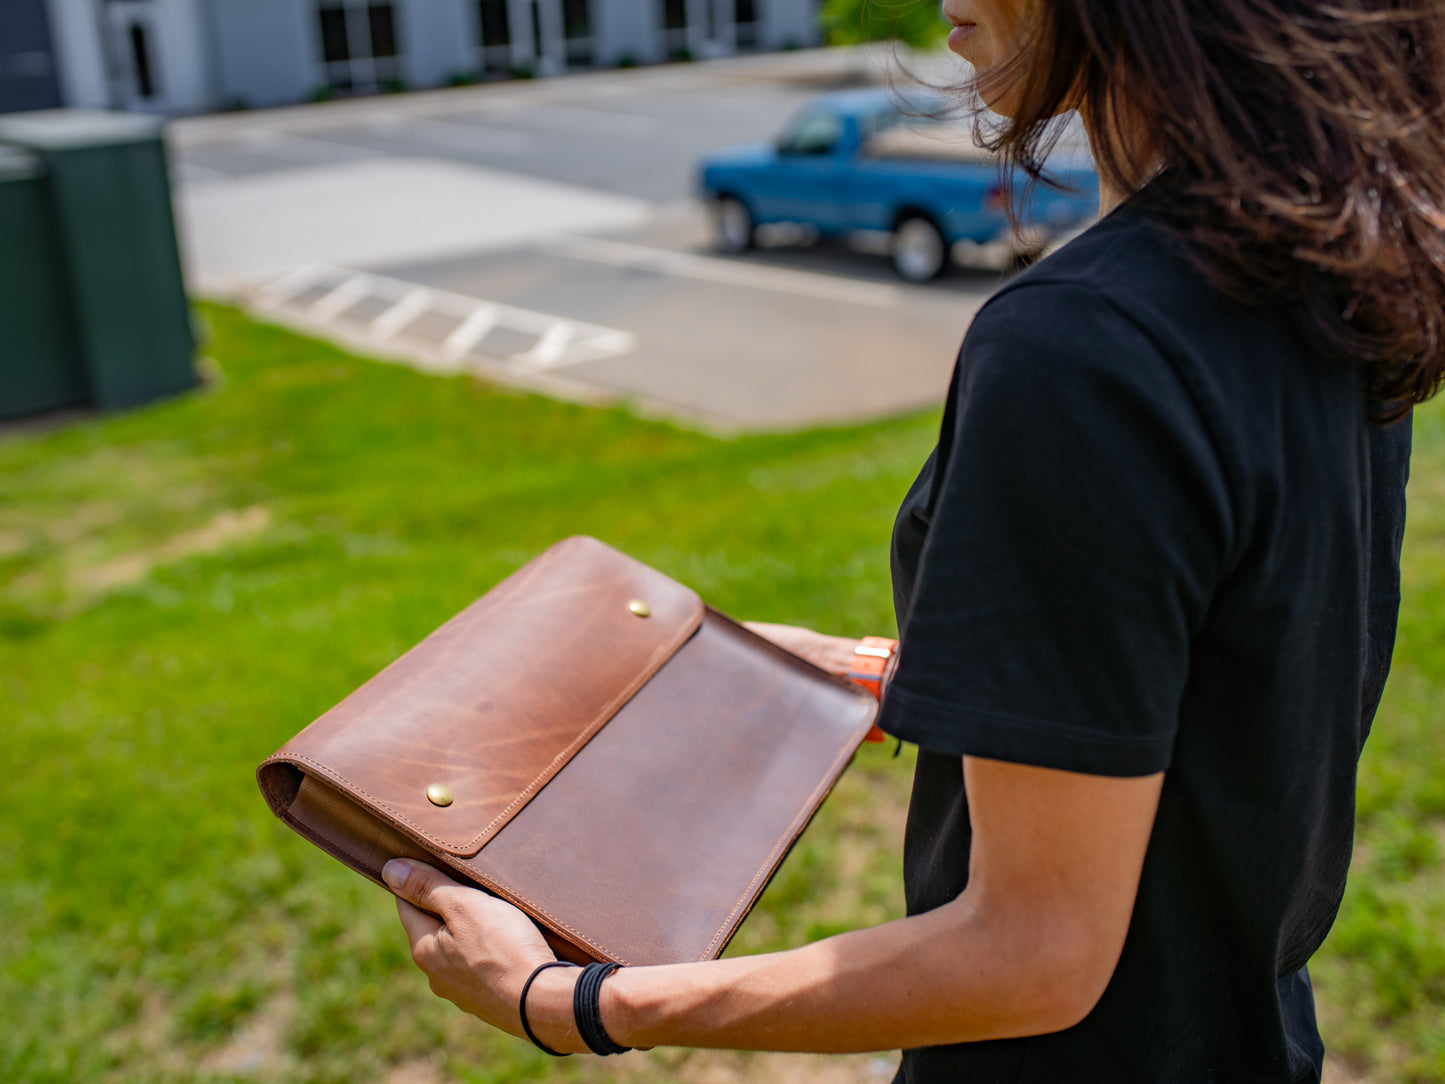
1079, 101, 1155, 218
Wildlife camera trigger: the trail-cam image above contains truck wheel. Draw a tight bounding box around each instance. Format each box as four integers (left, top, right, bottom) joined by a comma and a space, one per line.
712, 196, 754, 254
891, 215, 947, 283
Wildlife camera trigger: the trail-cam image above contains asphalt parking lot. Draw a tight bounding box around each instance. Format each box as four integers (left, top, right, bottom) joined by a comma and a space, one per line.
171, 49, 1006, 430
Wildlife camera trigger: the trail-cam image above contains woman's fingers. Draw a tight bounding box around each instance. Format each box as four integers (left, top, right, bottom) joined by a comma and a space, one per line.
383, 855, 562, 1031
382, 858, 466, 918
744, 621, 864, 676
395, 895, 444, 947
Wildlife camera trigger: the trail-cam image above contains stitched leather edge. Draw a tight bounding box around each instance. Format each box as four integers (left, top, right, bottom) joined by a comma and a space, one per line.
470, 618, 879, 967
478, 616, 879, 966
255, 573, 879, 966
454, 859, 626, 965
468, 608, 700, 849
269, 769, 622, 964
699, 685, 878, 960
256, 592, 704, 858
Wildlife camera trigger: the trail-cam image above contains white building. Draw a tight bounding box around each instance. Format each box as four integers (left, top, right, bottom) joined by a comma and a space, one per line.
4, 0, 823, 116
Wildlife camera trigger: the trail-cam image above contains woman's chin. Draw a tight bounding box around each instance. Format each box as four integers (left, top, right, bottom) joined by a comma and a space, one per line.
965, 62, 1026, 120
947, 23, 979, 54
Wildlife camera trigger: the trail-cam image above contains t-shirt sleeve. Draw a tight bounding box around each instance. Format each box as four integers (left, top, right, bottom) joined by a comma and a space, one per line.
877, 282, 1231, 776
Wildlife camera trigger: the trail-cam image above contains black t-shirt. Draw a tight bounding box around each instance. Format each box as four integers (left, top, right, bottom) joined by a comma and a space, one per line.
877, 204, 1412, 1083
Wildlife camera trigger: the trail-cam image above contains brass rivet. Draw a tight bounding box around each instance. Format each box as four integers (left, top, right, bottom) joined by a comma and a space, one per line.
426, 783, 454, 807
628, 599, 652, 618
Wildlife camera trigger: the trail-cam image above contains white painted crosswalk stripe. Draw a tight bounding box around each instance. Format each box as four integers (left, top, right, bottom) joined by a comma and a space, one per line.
442, 304, 501, 361
307, 273, 374, 321
370, 287, 434, 340
252, 263, 325, 307
248, 263, 635, 373
515, 321, 576, 369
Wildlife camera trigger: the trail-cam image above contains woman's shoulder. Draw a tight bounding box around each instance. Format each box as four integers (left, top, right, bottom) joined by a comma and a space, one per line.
991, 203, 1215, 331
966, 201, 1340, 417
960, 208, 1204, 395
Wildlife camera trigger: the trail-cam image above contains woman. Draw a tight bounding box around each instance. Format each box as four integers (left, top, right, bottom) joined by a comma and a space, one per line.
381, 1, 1442, 1079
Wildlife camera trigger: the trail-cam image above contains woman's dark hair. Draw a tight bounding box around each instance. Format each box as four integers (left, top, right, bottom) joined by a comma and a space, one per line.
984, 0, 1445, 421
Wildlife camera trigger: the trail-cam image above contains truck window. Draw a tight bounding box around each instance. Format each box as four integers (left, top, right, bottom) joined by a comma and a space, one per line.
859, 107, 904, 141
776, 111, 843, 156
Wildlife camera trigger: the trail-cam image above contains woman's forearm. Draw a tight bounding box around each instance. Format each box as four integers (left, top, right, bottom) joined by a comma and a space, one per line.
386, 760, 1159, 1058
525, 893, 1103, 1055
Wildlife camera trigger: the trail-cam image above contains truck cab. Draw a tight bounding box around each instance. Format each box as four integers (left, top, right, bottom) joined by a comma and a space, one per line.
700, 89, 1099, 281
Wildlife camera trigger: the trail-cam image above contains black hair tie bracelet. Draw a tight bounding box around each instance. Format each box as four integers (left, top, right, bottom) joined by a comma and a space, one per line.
574, 962, 632, 1056
519, 960, 577, 1057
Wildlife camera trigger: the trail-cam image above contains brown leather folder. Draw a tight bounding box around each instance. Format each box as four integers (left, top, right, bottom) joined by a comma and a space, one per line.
257, 536, 878, 966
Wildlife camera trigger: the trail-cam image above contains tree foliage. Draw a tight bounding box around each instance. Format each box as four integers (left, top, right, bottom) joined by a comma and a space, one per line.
820, 0, 949, 49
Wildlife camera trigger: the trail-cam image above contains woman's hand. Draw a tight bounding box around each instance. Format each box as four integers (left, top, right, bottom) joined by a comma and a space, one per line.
743, 622, 866, 677
383, 858, 570, 1045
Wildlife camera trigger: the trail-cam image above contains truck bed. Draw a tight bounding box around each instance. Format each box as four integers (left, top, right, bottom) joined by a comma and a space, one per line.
859, 123, 996, 166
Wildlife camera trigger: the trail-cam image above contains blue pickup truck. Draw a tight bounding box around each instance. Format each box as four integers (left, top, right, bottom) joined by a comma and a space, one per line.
699, 88, 1099, 282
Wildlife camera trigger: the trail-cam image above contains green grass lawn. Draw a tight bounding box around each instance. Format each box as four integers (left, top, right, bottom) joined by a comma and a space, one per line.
1, 305, 1441, 1083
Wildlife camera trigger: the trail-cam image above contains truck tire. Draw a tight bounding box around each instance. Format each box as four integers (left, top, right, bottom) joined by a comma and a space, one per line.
712, 196, 755, 254
891, 214, 947, 283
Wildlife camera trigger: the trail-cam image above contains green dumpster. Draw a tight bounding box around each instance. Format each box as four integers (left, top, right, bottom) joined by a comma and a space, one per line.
0, 110, 195, 418
0, 145, 87, 419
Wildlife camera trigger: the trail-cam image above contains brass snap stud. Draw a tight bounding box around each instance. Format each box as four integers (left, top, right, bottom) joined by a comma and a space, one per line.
628, 599, 652, 618
426, 783, 454, 808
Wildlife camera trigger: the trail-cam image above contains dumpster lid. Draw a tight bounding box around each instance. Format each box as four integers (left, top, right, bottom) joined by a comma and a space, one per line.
0, 146, 43, 181
0, 109, 163, 152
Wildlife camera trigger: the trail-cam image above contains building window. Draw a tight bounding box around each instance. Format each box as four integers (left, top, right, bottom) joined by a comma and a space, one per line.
478, 0, 511, 46
776, 110, 843, 156
368, 4, 398, 58
317, 1, 401, 94
319, 7, 350, 63
661, 0, 689, 58
128, 22, 157, 98
735, 0, 760, 49
477, 0, 513, 72
529, 0, 543, 61
562, 0, 593, 67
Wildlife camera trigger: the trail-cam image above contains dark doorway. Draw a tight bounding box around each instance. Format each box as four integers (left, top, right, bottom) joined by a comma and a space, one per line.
562, 0, 592, 67
662, 0, 688, 31
0, 0, 64, 114
128, 23, 156, 98
735, 0, 760, 49
661, 0, 690, 59
477, 0, 513, 73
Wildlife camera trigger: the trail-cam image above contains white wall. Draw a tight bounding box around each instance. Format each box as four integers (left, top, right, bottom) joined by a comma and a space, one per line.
398, 0, 472, 89
44, 0, 110, 108
209, 0, 315, 109
535, 0, 565, 77
763, 0, 820, 49
595, 0, 661, 66
150, 0, 211, 113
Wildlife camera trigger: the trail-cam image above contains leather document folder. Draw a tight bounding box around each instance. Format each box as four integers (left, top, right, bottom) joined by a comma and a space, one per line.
258, 536, 879, 966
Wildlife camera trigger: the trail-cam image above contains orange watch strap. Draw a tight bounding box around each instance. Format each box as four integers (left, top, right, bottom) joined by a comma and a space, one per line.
848, 637, 898, 742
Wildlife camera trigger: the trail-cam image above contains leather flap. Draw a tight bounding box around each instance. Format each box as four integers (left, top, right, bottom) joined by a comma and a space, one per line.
258, 536, 703, 857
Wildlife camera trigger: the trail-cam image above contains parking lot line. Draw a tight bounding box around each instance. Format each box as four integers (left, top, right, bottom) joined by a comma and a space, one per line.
247, 264, 635, 373
370, 287, 434, 340
308, 273, 374, 321
252, 263, 326, 306
442, 304, 501, 361
515, 321, 576, 369
544, 234, 901, 308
